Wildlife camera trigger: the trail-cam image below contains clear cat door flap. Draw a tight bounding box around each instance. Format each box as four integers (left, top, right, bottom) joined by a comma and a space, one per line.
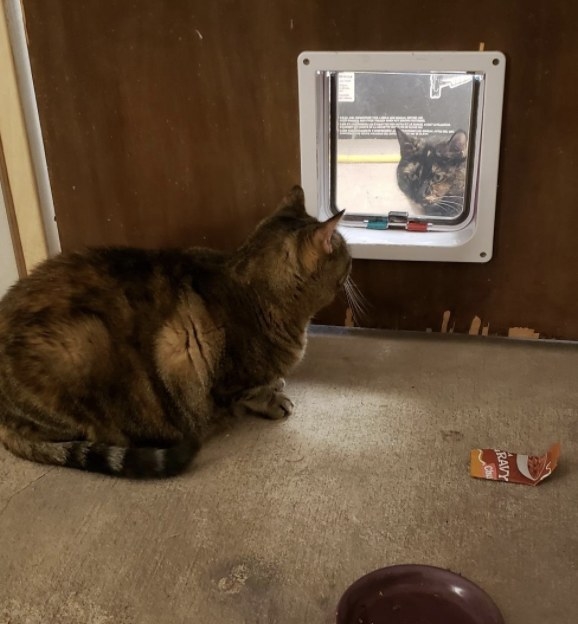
334, 71, 478, 228
298, 52, 506, 262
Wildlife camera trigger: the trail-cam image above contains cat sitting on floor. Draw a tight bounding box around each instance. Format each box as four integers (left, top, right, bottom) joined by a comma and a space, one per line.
0, 186, 351, 478
395, 128, 468, 218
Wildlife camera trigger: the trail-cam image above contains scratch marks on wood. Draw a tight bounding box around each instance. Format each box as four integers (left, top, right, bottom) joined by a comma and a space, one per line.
440, 310, 542, 340
344, 307, 354, 328
468, 316, 482, 335
508, 327, 540, 339
441, 310, 451, 333
467, 316, 489, 336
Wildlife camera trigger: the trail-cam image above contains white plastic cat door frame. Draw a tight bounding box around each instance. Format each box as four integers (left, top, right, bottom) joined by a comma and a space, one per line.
297, 52, 506, 262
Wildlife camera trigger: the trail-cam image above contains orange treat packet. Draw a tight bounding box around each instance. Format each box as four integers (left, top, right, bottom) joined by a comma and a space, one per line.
470, 443, 561, 486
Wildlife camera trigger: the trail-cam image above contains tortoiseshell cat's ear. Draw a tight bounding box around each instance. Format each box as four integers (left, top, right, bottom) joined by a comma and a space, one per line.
277, 185, 307, 217
312, 210, 345, 255
438, 130, 468, 159
395, 128, 419, 159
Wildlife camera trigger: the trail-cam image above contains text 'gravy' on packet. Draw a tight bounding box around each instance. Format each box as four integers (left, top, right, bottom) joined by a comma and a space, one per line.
470, 443, 560, 486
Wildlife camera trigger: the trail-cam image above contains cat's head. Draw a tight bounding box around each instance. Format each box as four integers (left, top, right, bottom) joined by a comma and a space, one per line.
234, 186, 351, 316
395, 128, 468, 217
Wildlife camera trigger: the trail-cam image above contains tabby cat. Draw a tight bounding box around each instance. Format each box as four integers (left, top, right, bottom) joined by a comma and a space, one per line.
395, 128, 468, 217
0, 186, 351, 478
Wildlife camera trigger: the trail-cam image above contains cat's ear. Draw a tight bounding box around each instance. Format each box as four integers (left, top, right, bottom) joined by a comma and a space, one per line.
445, 130, 468, 158
277, 185, 307, 217
395, 128, 419, 159
312, 210, 345, 255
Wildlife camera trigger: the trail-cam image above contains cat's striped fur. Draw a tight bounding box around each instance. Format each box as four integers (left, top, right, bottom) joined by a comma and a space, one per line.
0, 187, 350, 478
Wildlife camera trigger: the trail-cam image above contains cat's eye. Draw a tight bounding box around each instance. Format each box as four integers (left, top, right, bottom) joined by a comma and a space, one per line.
298, 52, 506, 263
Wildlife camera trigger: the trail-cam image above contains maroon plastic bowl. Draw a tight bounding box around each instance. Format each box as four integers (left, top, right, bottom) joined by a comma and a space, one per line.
336, 564, 504, 624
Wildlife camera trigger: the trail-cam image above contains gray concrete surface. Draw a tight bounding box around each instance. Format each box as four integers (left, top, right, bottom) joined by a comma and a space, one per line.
337, 138, 413, 216
1, 328, 577, 624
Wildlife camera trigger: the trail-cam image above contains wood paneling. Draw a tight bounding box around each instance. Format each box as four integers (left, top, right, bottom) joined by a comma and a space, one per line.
22, 0, 578, 338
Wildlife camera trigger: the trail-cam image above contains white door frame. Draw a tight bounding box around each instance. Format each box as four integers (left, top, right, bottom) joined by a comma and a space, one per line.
0, 176, 19, 297
1, 0, 60, 273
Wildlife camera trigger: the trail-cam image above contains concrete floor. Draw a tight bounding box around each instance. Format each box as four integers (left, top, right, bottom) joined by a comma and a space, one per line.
337, 138, 414, 216
1, 328, 577, 624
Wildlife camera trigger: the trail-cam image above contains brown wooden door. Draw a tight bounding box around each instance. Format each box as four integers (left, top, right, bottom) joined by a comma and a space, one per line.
22, 0, 578, 338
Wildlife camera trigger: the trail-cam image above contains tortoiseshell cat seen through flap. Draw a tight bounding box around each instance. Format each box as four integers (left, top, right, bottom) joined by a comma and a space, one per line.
0, 186, 353, 479
395, 128, 468, 218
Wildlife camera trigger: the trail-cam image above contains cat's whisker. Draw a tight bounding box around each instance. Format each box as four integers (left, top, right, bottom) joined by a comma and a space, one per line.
439, 199, 464, 206
435, 205, 462, 212
435, 200, 463, 210
343, 284, 361, 326
431, 199, 464, 216
349, 299, 365, 326
344, 282, 359, 314
344, 277, 367, 312
348, 296, 366, 323
344, 277, 371, 322
349, 283, 371, 316
343, 285, 359, 324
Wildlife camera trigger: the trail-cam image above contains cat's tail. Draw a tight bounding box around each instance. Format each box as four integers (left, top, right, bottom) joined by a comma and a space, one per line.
1, 430, 200, 478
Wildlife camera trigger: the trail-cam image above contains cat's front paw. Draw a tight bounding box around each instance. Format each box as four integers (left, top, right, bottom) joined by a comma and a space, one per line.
233, 382, 294, 420
266, 390, 294, 420
272, 378, 286, 392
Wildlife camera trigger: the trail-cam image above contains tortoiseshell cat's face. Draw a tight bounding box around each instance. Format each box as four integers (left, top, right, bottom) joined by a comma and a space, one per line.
395, 128, 468, 218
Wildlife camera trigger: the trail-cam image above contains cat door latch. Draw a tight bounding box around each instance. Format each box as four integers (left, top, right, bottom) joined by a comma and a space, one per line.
384, 212, 408, 228
345, 212, 429, 232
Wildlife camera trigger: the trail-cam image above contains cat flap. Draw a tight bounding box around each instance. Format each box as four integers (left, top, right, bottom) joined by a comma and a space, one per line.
298, 51, 506, 262
330, 70, 480, 228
